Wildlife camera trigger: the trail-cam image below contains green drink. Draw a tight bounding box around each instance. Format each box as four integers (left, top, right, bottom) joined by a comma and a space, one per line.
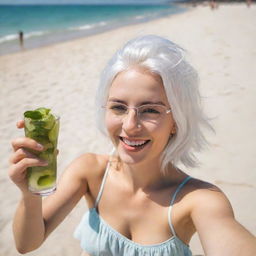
24, 108, 60, 196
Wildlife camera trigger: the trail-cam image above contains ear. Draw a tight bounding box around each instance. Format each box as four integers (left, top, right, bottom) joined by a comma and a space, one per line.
171, 124, 176, 135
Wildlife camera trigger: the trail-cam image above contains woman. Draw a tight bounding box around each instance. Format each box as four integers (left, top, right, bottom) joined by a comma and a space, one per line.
9, 35, 256, 256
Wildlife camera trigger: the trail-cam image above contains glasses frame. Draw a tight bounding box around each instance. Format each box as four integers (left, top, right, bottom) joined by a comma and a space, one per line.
102, 102, 172, 122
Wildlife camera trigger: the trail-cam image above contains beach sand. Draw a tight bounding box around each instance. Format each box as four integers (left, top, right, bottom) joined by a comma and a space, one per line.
0, 3, 255, 256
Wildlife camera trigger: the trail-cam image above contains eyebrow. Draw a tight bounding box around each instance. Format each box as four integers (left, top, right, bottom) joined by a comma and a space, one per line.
108, 98, 166, 106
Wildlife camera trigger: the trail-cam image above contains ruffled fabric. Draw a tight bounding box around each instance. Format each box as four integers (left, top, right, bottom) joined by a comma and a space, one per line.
74, 208, 192, 256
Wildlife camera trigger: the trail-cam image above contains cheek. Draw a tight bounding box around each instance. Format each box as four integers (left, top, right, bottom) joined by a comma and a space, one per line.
105, 114, 121, 137
145, 122, 171, 144
153, 119, 174, 144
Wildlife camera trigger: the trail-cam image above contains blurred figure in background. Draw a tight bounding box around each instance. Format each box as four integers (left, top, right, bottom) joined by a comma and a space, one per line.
18, 31, 24, 49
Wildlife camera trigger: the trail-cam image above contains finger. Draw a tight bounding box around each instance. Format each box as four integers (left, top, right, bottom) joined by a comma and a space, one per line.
8, 165, 28, 185
11, 137, 44, 152
9, 148, 36, 164
9, 158, 48, 180
14, 158, 48, 173
16, 120, 25, 129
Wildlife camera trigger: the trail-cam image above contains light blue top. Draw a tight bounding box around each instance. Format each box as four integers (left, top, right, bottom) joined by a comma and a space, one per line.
74, 162, 193, 256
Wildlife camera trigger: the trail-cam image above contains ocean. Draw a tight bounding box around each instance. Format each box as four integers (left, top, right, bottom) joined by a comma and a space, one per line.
0, 4, 186, 55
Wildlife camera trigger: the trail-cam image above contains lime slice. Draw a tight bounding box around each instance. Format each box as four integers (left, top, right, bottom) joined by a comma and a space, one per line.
35, 108, 50, 116
42, 114, 55, 130
48, 121, 59, 143
29, 169, 55, 189
37, 175, 55, 187
24, 118, 35, 132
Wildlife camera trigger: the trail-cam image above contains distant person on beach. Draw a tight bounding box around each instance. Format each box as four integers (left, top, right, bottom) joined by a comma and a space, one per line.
210, 0, 218, 10
246, 0, 252, 7
8, 35, 256, 256
18, 31, 24, 49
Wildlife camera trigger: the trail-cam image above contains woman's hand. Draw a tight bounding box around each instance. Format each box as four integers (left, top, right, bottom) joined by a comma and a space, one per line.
8, 120, 48, 194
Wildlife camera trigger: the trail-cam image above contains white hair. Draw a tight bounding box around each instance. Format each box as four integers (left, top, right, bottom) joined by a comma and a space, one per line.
95, 35, 213, 171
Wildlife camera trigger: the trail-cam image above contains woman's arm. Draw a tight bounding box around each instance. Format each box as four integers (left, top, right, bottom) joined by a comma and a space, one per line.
191, 186, 256, 256
13, 193, 44, 253
10, 147, 97, 253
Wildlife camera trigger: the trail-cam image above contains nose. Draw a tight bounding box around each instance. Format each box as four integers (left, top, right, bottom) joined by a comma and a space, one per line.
122, 108, 140, 132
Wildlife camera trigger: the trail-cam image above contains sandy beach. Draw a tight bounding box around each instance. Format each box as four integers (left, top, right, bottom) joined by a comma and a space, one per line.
0, 3, 255, 256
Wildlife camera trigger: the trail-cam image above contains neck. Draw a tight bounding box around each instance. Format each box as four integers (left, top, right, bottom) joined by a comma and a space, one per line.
120, 158, 177, 193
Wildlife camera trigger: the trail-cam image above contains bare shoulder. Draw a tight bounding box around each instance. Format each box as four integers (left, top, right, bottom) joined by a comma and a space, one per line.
66, 153, 109, 182
66, 153, 110, 207
185, 178, 233, 216
53, 153, 109, 198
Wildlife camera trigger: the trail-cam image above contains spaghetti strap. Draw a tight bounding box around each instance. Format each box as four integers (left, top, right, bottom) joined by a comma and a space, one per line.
95, 161, 111, 208
168, 176, 192, 237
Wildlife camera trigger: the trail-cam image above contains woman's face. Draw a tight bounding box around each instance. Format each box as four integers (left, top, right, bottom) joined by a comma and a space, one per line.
105, 68, 175, 166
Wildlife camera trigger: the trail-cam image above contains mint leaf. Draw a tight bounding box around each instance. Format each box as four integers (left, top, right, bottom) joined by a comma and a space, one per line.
24, 111, 43, 119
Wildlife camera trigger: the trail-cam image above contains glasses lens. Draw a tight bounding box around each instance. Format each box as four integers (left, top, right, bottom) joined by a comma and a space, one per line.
107, 102, 128, 116
138, 105, 165, 121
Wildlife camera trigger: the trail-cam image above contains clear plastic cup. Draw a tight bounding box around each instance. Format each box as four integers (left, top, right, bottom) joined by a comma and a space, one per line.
24, 108, 60, 196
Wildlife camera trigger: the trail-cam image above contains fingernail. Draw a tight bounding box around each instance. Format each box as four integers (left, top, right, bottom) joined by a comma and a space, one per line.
41, 161, 48, 166
36, 143, 44, 150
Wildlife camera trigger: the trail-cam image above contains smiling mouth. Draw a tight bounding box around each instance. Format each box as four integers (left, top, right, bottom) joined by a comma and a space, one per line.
119, 136, 150, 148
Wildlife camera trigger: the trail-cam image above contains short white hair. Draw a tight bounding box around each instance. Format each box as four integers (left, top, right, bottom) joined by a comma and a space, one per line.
95, 35, 213, 171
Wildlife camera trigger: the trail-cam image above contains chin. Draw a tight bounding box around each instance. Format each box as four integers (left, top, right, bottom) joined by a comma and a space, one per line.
116, 144, 151, 166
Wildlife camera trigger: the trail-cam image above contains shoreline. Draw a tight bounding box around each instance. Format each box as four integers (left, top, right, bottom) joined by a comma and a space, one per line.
0, 4, 187, 57
1, 1, 253, 57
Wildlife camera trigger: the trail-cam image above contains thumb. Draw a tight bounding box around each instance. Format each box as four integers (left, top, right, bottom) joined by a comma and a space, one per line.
16, 120, 25, 129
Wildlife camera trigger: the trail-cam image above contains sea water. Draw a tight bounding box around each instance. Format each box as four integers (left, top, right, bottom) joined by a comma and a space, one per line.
0, 4, 186, 55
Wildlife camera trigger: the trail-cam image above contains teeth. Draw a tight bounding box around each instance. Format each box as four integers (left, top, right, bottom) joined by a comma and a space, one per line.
123, 138, 147, 147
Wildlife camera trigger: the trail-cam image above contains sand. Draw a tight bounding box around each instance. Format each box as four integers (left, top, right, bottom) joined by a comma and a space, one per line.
0, 3, 255, 256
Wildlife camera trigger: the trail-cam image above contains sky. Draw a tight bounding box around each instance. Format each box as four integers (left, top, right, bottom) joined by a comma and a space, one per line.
0, 0, 172, 4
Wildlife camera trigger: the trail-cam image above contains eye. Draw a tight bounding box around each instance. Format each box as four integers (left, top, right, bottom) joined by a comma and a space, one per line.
109, 104, 127, 114
141, 107, 160, 114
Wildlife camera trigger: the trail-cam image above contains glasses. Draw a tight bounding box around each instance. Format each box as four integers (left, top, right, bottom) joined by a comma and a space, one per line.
103, 102, 171, 122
